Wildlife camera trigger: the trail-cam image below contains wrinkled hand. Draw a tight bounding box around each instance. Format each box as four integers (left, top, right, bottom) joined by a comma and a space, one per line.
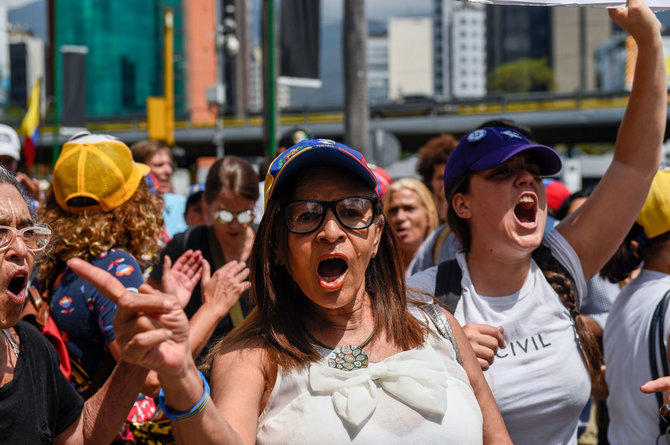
161, 250, 203, 308
201, 259, 251, 318
609, 0, 661, 47
68, 258, 191, 378
462, 324, 506, 370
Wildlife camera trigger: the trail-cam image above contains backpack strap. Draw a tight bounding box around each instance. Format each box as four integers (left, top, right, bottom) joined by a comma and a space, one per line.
434, 259, 463, 314
648, 290, 670, 436
432, 225, 452, 265
421, 303, 462, 366
206, 226, 244, 328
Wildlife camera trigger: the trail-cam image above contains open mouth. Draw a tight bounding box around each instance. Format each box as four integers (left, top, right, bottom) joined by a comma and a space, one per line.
317, 255, 349, 290
394, 226, 409, 238
7, 273, 26, 303
514, 196, 537, 224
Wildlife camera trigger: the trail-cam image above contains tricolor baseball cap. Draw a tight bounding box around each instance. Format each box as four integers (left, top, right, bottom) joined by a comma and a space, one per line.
443, 127, 562, 200
264, 139, 379, 208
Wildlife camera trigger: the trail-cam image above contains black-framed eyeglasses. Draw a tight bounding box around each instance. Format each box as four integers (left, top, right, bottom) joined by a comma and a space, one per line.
0, 225, 51, 252
283, 196, 378, 234
214, 209, 255, 225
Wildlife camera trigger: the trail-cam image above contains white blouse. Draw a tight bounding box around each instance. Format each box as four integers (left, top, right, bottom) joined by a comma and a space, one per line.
256, 319, 483, 444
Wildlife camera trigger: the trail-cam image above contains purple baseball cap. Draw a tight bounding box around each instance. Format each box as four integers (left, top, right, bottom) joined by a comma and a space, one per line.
264, 139, 380, 208
443, 127, 562, 200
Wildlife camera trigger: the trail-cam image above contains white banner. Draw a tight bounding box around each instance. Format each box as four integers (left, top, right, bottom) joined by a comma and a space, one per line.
466, 0, 670, 9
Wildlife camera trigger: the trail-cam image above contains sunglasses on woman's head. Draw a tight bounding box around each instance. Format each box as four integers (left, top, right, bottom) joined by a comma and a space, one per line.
214, 209, 255, 225
283, 196, 377, 234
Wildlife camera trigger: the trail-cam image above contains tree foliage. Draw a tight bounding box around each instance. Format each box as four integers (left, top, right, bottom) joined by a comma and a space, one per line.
487, 58, 553, 93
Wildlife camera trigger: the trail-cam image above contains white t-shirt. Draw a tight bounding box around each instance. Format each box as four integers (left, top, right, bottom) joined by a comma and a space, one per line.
407, 229, 590, 445
256, 317, 483, 444
604, 269, 670, 444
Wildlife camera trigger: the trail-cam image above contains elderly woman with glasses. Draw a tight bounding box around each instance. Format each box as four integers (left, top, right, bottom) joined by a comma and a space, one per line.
148, 156, 258, 359
72, 138, 512, 443
0, 164, 162, 442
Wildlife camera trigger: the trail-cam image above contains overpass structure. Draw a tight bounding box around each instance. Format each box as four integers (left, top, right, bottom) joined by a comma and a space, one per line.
33, 91, 669, 163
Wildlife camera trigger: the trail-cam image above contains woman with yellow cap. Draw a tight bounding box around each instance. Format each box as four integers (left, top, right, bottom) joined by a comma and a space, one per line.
36, 133, 166, 439
602, 169, 670, 443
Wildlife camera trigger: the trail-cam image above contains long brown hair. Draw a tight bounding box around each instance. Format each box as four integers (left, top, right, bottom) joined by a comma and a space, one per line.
203, 177, 426, 371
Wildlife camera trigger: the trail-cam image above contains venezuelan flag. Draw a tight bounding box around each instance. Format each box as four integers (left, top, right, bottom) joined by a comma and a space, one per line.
20, 78, 40, 168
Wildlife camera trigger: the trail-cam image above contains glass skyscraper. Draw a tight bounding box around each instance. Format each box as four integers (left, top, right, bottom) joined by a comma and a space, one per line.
54, 0, 185, 118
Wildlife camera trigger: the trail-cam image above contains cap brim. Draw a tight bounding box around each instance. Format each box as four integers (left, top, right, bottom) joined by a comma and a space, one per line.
136, 162, 151, 177
470, 143, 562, 176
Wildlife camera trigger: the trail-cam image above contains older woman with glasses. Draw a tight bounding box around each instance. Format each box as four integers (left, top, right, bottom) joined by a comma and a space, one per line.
72, 139, 512, 444
148, 156, 258, 359
0, 165, 158, 443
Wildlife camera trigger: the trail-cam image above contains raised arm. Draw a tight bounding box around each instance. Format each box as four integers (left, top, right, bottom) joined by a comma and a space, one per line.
556, 0, 666, 280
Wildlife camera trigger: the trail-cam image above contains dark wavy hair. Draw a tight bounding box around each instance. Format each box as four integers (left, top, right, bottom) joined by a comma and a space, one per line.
416, 134, 458, 189
600, 222, 670, 284
203, 172, 426, 371
37, 181, 163, 288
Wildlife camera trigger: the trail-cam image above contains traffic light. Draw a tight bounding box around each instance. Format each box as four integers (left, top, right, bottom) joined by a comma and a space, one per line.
222, 1, 239, 56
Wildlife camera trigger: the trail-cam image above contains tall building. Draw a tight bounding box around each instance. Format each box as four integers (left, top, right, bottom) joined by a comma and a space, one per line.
367, 31, 389, 103
450, 3, 486, 98
594, 34, 628, 91
433, 0, 486, 100
388, 17, 433, 101
486, 5, 551, 73
552, 8, 611, 92
8, 30, 45, 113
54, 0, 185, 118
184, 0, 216, 124
596, 28, 670, 92
0, 3, 9, 106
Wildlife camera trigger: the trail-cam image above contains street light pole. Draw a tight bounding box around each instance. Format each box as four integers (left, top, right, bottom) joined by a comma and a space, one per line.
262, 0, 277, 157
343, 0, 369, 157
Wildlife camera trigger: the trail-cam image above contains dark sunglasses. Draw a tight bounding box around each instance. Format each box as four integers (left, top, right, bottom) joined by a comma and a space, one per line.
283, 196, 377, 234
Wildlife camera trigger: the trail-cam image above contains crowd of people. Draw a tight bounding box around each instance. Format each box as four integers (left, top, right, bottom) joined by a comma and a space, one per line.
0, 0, 669, 443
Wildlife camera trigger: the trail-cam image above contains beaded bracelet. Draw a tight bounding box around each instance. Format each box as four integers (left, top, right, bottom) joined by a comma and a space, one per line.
158, 370, 211, 422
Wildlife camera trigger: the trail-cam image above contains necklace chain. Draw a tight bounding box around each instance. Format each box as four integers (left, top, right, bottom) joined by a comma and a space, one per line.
306, 327, 376, 350
2, 329, 18, 358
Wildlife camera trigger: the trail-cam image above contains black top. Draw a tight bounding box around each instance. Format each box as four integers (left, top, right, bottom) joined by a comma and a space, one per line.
0, 321, 84, 443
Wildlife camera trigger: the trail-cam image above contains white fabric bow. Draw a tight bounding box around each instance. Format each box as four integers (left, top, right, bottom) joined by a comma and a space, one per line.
309, 348, 448, 427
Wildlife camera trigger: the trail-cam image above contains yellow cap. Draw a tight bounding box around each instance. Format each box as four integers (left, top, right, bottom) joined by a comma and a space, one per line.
637, 169, 670, 239
53, 135, 151, 213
